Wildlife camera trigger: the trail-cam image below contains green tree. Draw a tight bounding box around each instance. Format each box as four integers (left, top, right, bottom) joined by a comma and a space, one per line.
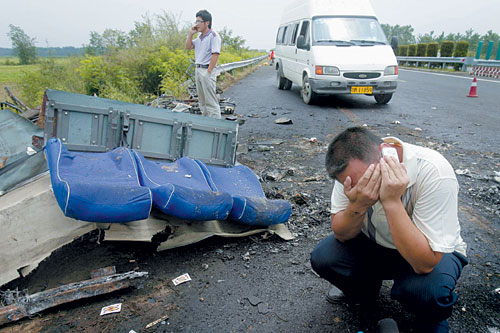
381, 24, 416, 45
85, 29, 129, 55
219, 27, 246, 53
85, 31, 106, 55
416, 43, 428, 57
417, 30, 436, 43
426, 42, 439, 57
127, 12, 188, 51
7, 24, 37, 64
464, 29, 481, 48
440, 41, 455, 57
154, 11, 188, 50
129, 18, 156, 49
398, 45, 409, 56
480, 30, 500, 44
102, 29, 129, 50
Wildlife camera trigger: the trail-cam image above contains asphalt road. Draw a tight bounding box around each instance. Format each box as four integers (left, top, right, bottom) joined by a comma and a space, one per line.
1, 65, 499, 333
243, 67, 500, 153
228, 65, 500, 332
378, 69, 499, 153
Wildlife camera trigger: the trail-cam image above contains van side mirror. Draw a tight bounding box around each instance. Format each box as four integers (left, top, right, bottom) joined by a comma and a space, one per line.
390, 36, 399, 53
297, 35, 309, 50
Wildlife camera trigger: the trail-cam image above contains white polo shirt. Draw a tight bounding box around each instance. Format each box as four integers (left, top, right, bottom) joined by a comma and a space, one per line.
193, 29, 222, 65
330, 137, 467, 256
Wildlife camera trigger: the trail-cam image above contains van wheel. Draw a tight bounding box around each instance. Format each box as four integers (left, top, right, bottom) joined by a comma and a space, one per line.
302, 74, 317, 104
283, 78, 292, 90
277, 69, 288, 90
374, 93, 393, 104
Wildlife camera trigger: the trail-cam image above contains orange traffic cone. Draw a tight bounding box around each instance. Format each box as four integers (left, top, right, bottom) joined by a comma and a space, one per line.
467, 77, 478, 97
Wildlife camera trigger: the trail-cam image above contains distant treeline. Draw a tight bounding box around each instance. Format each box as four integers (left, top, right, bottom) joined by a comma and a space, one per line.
0, 47, 85, 57
381, 25, 499, 50
15, 11, 264, 108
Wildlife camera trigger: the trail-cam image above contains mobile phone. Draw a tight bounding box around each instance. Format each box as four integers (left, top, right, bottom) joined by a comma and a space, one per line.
382, 147, 398, 159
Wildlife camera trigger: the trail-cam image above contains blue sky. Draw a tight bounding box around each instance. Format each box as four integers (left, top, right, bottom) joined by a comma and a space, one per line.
1, 0, 499, 50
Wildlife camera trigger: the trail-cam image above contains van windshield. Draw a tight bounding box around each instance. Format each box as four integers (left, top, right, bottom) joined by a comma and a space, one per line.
312, 17, 388, 46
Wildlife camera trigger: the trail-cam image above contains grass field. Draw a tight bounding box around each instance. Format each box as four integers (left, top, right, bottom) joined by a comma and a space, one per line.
0, 57, 72, 105
0, 58, 39, 104
0, 54, 266, 110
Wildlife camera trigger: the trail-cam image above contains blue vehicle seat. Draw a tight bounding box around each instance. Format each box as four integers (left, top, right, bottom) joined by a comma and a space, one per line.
132, 152, 232, 221
195, 161, 292, 226
45, 139, 290, 226
44, 138, 152, 222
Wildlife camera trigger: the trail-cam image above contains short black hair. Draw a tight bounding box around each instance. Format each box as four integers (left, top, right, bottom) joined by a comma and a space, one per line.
196, 10, 212, 29
325, 127, 382, 180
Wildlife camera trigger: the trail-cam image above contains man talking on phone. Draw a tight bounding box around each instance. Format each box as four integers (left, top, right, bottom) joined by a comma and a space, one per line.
310, 127, 467, 333
185, 9, 222, 119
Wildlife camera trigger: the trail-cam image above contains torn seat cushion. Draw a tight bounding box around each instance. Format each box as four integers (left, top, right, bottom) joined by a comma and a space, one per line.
196, 161, 292, 226
44, 138, 152, 222
132, 152, 232, 221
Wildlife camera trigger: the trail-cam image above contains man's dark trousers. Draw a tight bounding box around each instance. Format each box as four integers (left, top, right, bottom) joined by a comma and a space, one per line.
310, 233, 467, 329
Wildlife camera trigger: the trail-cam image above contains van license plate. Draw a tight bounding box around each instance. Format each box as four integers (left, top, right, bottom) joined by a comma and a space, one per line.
351, 86, 373, 94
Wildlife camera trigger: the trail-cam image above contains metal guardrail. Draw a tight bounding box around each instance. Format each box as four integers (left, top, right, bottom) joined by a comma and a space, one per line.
472, 59, 500, 66
216, 55, 268, 75
397, 56, 500, 71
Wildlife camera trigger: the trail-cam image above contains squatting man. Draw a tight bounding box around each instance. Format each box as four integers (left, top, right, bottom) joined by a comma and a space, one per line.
311, 127, 468, 333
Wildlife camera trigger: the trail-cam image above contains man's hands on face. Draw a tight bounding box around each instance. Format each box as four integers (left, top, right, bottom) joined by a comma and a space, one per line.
343, 163, 381, 214
342, 155, 409, 213
379, 156, 409, 205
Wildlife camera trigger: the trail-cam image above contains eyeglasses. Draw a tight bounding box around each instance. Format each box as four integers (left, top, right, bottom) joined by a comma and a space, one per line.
194, 20, 205, 24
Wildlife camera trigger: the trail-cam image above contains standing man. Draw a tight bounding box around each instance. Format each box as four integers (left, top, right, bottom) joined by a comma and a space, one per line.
310, 127, 468, 333
269, 49, 275, 66
185, 9, 222, 119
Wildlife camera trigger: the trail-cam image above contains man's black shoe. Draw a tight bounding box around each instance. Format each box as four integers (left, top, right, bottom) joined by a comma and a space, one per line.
326, 286, 377, 306
326, 286, 352, 304
377, 318, 399, 333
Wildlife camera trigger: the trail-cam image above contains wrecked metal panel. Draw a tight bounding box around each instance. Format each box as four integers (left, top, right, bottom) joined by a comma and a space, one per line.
0, 174, 96, 287
104, 215, 293, 251
101, 218, 168, 242
47, 102, 119, 152
0, 152, 47, 194
44, 89, 182, 156
90, 266, 117, 279
183, 121, 237, 166
0, 271, 147, 326
0, 109, 43, 163
43, 89, 238, 165
0, 304, 28, 325
45, 89, 159, 114
124, 112, 183, 160
0, 109, 47, 193
157, 217, 293, 251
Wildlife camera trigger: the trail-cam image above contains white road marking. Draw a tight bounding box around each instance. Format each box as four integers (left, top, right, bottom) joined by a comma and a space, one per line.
399, 69, 500, 84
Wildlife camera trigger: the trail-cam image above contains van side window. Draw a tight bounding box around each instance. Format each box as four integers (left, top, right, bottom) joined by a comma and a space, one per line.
290, 23, 299, 45
276, 27, 284, 44
297, 21, 310, 49
284, 25, 293, 44
281, 26, 288, 44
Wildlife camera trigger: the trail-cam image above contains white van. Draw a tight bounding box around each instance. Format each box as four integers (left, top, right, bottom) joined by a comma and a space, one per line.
275, 0, 398, 105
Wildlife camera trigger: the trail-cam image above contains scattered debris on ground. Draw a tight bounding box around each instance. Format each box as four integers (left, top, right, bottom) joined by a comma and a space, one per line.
0, 270, 148, 326
274, 117, 293, 125
0, 86, 39, 122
